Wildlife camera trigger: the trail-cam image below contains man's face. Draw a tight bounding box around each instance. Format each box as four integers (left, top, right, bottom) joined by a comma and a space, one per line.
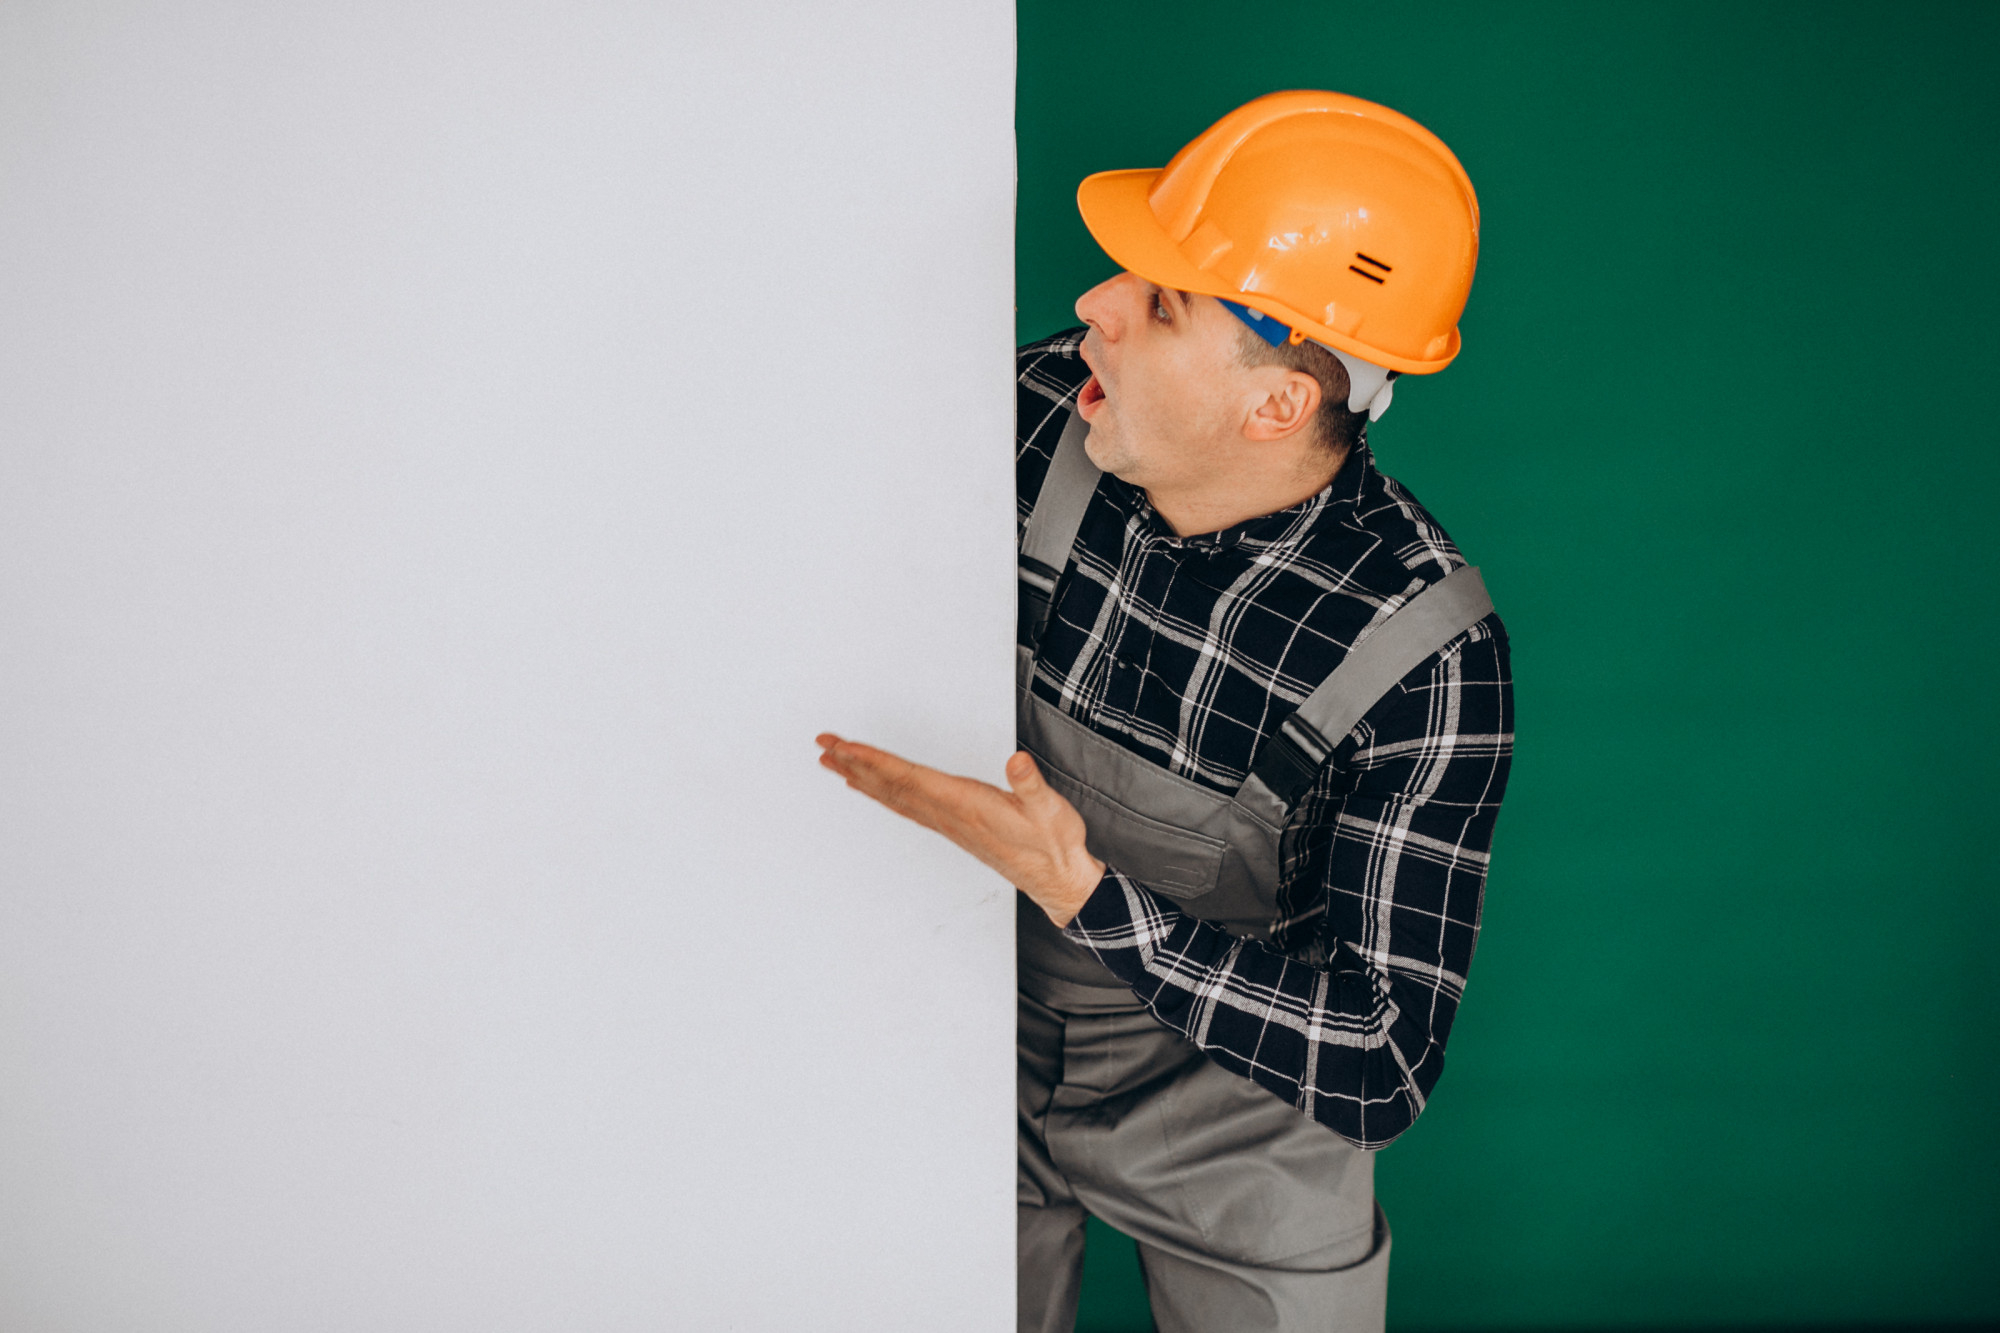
1073, 272, 1255, 491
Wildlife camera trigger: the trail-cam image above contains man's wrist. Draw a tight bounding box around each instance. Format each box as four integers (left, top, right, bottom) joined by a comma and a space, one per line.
1039, 853, 1107, 929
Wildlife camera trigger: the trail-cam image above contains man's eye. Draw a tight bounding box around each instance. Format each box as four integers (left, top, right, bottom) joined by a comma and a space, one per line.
1151, 291, 1171, 323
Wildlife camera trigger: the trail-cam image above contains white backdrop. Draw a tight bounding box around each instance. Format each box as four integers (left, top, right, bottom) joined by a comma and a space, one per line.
0, 3, 1016, 1328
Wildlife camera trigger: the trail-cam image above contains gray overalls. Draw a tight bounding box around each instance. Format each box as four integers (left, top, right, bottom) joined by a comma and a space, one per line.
1015, 411, 1493, 1333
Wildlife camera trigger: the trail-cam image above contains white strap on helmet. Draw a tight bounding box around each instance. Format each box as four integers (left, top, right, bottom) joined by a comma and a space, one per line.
1320, 343, 1396, 422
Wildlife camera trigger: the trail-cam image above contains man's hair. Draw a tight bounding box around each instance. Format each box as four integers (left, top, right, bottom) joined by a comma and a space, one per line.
1231, 325, 1367, 459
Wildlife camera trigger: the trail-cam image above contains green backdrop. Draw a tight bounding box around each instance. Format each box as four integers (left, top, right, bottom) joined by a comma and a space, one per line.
1016, 2, 2000, 1328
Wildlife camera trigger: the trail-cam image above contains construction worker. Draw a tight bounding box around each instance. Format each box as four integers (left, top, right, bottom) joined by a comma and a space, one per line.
817, 91, 1513, 1332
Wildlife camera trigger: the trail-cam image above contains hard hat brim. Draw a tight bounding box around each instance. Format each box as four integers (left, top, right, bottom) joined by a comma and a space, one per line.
1075, 168, 1459, 375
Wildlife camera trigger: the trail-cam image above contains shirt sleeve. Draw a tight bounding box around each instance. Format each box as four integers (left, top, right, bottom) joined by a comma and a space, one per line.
1059, 614, 1514, 1149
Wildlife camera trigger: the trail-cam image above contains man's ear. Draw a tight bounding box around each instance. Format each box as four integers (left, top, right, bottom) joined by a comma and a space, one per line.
1242, 369, 1322, 443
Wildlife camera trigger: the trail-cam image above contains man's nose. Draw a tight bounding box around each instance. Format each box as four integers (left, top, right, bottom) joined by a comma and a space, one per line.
1074, 272, 1138, 341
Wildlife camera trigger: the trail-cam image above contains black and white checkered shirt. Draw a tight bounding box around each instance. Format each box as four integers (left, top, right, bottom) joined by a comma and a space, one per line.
1018, 329, 1514, 1149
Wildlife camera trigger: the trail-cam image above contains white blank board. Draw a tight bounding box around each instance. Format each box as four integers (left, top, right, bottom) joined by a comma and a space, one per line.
0, 3, 1017, 1328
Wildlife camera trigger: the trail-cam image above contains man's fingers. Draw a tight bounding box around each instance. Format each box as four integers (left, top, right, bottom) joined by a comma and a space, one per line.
816, 734, 1036, 853
826, 741, 919, 796
813, 732, 1099, 915
819, 737, 956, 822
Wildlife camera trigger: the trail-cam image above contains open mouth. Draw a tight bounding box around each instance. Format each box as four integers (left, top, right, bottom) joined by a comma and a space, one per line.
1077, 374, 1106, 420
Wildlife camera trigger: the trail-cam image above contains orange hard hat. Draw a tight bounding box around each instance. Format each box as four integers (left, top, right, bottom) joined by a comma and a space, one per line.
1076, 90, 1479, 375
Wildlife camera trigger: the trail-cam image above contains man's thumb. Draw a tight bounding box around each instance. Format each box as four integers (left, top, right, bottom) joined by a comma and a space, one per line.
1005, 750, 1048, 798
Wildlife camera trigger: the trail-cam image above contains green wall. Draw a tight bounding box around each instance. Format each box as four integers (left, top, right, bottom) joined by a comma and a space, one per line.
1018, 3, 2000, 1328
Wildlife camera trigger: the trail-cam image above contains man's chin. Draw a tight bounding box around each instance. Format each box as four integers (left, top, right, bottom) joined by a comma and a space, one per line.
1080, 425, 1128, 479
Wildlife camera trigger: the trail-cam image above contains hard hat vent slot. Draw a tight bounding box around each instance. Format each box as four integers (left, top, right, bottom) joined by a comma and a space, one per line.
1350, 252, 1392, 284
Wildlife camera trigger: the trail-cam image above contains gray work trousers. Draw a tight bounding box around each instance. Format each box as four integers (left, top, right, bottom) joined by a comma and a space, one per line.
1017, 979, 1391, 1333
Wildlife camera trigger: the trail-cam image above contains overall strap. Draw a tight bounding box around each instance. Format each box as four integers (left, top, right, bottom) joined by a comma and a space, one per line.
1018, 409, 1101, 648
1242, 565, 1495, 814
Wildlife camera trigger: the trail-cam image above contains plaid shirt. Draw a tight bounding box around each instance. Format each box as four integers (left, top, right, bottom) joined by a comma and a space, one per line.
1018, 329, 1514, 1149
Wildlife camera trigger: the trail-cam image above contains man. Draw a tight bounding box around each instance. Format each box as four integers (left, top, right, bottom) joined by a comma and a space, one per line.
817, 91, 1512, 1332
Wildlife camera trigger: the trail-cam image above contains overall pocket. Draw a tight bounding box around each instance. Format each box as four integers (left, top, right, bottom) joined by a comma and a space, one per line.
1033, 758, 1227, 903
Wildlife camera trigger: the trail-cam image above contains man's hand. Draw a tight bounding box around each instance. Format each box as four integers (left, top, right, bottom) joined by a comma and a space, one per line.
814, 734, 1105, 928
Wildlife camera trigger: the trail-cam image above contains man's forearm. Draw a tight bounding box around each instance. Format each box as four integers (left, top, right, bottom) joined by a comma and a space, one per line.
1063, 867, 1440, 1149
